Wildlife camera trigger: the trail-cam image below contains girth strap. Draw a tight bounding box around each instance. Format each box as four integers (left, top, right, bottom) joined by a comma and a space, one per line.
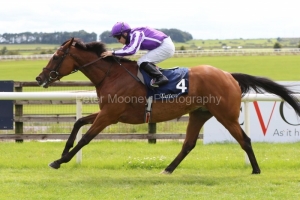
144, 96, 153, 123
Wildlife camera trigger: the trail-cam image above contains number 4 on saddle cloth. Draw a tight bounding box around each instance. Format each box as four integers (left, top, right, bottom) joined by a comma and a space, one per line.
138, 67, 189, 100
137, 66, 189, 122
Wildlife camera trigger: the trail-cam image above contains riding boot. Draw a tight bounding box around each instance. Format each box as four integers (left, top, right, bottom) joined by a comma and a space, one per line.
140, 62, 169, 87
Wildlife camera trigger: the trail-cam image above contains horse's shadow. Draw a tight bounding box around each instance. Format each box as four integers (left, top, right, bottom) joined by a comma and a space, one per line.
62, 168, 251, 187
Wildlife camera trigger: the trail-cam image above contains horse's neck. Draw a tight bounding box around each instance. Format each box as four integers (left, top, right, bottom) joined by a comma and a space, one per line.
81, 61, 139, 88
80, 65, 107, 86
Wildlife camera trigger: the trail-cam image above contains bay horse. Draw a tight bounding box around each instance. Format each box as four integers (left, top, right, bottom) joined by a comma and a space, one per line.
36, 38, 300, 174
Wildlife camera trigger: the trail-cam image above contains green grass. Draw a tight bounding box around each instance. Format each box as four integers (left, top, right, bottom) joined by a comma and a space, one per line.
0, 44, 59, 50
161, 56, 300, 81
1, 55, 300, 81
1, 38, 299, 53
182, 38, 300, 49
0, 60, 89, 82
0, 44, 60, 55
1, 141, 300, 199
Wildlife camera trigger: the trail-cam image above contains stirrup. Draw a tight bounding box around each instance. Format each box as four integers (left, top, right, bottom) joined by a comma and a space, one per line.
150, 77, 168, 87
150, 79, 159, 87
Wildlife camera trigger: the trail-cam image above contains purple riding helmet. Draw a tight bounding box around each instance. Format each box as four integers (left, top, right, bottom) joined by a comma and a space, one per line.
110, 22, 131, 37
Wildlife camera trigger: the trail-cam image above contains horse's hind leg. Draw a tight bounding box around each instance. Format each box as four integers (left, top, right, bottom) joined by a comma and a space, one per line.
162, 109, 212, 174
239, 127, 260, 174
222, 121, 261, 174
61, 112, 98, 156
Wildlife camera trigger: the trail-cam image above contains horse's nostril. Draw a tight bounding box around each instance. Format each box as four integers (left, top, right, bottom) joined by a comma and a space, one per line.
36, 77, 42, 82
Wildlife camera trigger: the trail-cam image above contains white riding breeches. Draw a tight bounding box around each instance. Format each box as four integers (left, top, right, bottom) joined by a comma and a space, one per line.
137, 37, 175, 66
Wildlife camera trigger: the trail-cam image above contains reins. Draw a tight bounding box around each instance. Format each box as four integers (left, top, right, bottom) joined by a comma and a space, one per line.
112, 56, 141, 82
75, 55, 141, 83
76, 56, 103, 71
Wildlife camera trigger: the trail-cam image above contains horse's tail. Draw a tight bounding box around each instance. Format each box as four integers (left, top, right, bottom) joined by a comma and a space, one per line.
231, 73, 300, 117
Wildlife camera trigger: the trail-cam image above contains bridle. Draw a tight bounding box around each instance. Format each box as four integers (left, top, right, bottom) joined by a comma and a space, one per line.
43, 39, 104, 83
43, 38, 140, 86
43, 46, 75, 82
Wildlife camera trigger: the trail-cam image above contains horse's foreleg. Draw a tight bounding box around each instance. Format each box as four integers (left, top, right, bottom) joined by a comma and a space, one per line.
162, 110, 211, 174
49, 112, 114, 169
49, 133, 96, 169
61, 112, 98, 157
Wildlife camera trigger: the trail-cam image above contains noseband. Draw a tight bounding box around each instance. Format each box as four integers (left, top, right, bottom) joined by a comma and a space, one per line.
43, 45, 77, 82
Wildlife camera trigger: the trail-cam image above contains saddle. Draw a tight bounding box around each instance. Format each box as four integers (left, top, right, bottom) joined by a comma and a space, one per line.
138, 66, 189, 100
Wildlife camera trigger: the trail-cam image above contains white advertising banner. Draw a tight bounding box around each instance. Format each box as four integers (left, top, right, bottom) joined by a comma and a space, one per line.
204, 101, 300, 143
204, 81, 300, 144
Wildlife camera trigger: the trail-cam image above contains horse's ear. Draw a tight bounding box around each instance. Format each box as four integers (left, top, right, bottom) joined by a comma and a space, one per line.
69, 37, 74, 47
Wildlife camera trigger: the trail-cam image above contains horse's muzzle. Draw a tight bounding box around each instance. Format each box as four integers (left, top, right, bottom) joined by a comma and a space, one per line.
36, 76, 49, 88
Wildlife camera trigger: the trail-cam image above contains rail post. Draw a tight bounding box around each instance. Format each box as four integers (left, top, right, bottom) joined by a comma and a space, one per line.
76, 99, 83, 163
14, 83, 23, 143
148, 123, 156, 144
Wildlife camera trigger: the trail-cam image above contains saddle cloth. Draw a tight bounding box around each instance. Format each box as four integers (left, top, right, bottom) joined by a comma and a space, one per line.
138, 67, 189, 100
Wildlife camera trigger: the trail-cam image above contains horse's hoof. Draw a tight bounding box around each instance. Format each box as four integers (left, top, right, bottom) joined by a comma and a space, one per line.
48, 161, 60, 169
252, 170, 261, 174
160, 170, 172, 175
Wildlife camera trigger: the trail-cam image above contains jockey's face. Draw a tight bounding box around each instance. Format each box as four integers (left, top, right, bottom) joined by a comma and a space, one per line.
118, 32, 127, 45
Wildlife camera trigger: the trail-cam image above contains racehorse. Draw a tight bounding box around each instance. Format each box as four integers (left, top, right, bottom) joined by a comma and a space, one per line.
36, 38, 300, 174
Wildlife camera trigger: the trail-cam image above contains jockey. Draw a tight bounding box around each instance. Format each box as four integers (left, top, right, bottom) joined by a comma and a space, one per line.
101, 22, 175, 87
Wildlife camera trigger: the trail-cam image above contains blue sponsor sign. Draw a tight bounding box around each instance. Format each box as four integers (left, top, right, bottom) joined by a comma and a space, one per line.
0, 81, 13, 129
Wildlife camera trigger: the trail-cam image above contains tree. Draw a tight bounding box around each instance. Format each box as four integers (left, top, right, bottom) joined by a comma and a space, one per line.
180, 46, 186, 50
159, 28, 193, 42
0, 31, 97, 44
99, 31, 116, 44
1, 46, 7, 55
298, 43, 300, 48
273, 42, 282, 49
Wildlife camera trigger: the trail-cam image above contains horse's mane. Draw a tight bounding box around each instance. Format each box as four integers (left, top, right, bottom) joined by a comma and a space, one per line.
62, 38, 134, 63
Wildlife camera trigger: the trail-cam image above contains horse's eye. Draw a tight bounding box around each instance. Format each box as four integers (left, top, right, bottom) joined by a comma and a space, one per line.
53, 55, 59, 60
